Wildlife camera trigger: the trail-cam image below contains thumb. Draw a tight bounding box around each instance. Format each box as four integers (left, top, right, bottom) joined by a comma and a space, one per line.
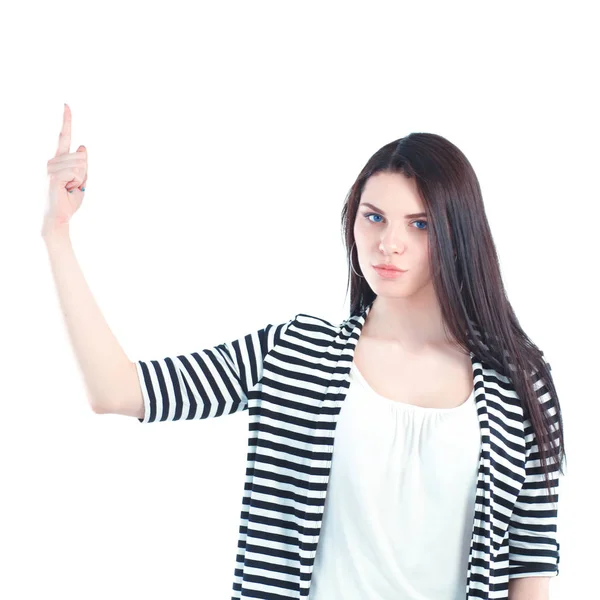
70, 145, 87, 193
67, 145, 87, 193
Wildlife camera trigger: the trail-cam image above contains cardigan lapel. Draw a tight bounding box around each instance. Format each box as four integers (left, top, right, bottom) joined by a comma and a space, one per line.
299, 302, 528, 599
465, 351, 494, 597
299, 306, 372, 595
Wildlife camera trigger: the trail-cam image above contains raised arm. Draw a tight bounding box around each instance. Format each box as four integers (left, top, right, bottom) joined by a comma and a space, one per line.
43, 103, 133, 414
42, 105, 295, 423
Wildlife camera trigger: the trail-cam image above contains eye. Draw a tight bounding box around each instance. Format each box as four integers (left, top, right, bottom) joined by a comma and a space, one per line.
363, 213, 428, 230
412, 219, 428, 231
364, 212, 384, 224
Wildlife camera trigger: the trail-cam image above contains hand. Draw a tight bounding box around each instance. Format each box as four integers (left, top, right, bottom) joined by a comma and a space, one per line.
42, 103, 89, 237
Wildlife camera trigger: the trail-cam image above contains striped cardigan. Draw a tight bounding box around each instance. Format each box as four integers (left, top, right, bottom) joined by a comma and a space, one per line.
135, 301, 561, 599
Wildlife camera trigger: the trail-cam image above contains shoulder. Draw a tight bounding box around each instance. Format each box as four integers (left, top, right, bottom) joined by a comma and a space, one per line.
285, 311, 355, 340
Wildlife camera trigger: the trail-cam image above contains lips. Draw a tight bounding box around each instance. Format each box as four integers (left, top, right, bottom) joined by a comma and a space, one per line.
373, 264, 405, 272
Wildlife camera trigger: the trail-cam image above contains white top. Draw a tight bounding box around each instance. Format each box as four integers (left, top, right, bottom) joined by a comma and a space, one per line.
308, 360, 482, 600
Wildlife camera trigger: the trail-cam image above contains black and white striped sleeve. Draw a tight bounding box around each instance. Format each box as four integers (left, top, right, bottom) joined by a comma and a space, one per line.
134, 317, 294, 424
508, 358, 561, 578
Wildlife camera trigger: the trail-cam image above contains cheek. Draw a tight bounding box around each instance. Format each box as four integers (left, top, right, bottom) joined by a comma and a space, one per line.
417, 248, 432, 274
353, 222, 366, 244
354, 217, 375, 239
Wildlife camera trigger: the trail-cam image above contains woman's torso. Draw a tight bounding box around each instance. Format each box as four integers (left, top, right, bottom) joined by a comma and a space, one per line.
308, 323, 481, 599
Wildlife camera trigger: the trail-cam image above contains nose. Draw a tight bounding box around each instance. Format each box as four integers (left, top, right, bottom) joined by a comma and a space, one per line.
379, 224, 406, 253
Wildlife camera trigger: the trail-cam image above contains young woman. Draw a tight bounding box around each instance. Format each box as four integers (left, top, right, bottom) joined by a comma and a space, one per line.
44, 104, 565, 600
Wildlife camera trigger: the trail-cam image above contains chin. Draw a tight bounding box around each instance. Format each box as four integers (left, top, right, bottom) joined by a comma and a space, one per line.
369, 282, 413, 294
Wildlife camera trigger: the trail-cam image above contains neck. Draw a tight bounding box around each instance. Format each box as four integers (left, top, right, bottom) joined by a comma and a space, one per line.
365, 290, 456, 352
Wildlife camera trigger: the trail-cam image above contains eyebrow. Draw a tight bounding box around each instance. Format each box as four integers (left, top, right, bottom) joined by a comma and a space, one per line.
359, 202, 428, 219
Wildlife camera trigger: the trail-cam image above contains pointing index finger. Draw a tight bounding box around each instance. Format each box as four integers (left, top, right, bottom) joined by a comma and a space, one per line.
55, 103, 72, 157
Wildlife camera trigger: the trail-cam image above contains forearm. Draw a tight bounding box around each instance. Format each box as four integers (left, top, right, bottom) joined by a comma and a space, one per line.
508, 576, 551, 600
42, 226, 131, 411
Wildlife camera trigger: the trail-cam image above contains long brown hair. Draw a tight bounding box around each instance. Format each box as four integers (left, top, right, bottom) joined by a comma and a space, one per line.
341, 133, 565, 499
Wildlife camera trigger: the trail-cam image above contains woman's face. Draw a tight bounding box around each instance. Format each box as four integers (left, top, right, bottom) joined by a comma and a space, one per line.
353, 171, 432, 297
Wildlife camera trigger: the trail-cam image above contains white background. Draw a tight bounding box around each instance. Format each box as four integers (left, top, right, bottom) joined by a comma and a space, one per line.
1, 1, 597, 598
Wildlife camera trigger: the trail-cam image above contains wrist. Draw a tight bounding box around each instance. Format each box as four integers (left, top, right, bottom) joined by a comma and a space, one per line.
42, 222, 71, 244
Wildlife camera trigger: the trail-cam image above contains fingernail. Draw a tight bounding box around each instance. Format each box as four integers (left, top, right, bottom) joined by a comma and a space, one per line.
68, 189, 73, 193
81, 187, 86, 192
